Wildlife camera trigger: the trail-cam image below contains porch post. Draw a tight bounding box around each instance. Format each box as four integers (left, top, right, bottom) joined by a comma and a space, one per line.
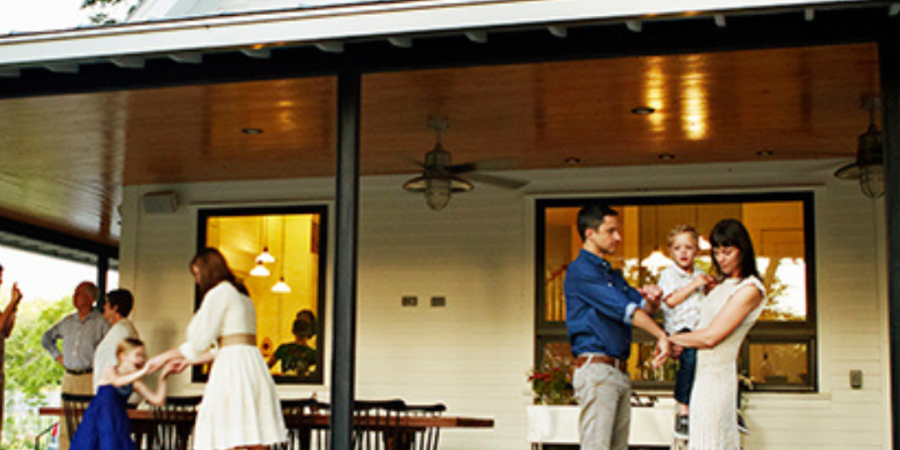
879, 32, 900, 450
329, 70, 361, 450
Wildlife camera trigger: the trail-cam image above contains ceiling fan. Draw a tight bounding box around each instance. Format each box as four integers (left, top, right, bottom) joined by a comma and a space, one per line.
402, 118, 528, 211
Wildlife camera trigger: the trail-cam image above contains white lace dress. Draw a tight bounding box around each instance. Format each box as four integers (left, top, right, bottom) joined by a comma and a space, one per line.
179, 282, 287, 450
689, 277, 765, 450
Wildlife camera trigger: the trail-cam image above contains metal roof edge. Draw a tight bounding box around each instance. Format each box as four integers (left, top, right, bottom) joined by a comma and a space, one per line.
0, 0, 883, 69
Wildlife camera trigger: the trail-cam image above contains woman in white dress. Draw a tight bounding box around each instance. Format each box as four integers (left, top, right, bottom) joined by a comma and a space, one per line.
146, 248, 287, 450
669, 219, 766, 450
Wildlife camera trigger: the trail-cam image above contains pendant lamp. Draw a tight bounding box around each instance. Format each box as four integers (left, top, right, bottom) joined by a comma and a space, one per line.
272, 216, 292, 293
256, 217, 276, 264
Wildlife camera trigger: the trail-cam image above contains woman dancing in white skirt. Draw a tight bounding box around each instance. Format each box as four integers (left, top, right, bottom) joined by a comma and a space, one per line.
147, 248, 286, 450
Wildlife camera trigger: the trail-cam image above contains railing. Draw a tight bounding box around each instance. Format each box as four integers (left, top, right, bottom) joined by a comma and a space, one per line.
544, 265, 568, 322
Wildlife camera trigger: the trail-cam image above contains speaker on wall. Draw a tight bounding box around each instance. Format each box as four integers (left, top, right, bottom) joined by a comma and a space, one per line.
142, 191, 180, 214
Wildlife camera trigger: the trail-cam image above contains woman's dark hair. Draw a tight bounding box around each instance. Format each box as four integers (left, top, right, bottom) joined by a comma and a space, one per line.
106, 289, 134, 317
190, 248, 249, 296
292, 310, 318, 339
709, 219, 760, 279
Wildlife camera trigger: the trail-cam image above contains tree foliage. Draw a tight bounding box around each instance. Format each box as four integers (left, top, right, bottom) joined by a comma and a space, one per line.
81, 0, 139, 25
5, 297, 70, 403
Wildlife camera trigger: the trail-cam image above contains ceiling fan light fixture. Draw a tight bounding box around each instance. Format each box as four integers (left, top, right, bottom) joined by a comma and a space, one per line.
834, 98, 884, 199
405, 175, 473, 211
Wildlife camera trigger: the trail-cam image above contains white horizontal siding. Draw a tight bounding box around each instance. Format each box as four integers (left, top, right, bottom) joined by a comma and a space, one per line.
120, 158, 890, 450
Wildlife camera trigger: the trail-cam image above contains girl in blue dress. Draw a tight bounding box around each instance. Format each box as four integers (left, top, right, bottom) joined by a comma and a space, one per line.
70, 338, 173, 450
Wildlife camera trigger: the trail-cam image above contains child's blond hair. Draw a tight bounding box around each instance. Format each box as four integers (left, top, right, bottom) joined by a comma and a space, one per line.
667, 225, 699, 248
116, 337, 144, 361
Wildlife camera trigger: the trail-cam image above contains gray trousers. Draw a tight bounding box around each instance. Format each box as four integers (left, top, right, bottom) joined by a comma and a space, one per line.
573, 362, 631, 450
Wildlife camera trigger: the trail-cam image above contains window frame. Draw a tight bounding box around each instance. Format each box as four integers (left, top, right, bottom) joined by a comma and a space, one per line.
534, 191, 817, 392
195, 204, 329, 385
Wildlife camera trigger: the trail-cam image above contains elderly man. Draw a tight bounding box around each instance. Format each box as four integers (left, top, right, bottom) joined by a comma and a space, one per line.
42, 281, 110, 450
92, 289, 139, 392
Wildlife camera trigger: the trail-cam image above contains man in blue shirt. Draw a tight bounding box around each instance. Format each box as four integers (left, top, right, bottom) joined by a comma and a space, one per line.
565, 204, 670, 450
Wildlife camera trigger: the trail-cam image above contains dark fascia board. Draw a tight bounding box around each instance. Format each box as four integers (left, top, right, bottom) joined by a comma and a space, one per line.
0, 216, 118, 261
0, 5, 897, 99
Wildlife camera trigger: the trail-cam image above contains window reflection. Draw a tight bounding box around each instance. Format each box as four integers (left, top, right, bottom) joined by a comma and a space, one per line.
749, 342, 810, 386
538, 196, 814, 391
199, 206, 327, 384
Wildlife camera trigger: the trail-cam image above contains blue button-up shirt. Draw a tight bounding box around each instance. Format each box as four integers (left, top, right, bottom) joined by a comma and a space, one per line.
42, 309, 110, 371
565, 249, 644, 360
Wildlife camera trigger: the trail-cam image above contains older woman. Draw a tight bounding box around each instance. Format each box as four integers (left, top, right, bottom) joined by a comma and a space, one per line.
146, 248, 286, 450
669, 219, 766, 450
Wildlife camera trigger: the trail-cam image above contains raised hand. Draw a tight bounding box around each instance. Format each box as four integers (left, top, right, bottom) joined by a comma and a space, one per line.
11, 283, 22, 307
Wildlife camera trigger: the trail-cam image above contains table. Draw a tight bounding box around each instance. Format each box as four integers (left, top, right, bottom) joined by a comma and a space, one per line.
40, 406, 494, 449
39, 407, 493, 429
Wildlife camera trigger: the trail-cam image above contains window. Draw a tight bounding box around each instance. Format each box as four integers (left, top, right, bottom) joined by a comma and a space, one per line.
536, 193, 816, 392
197, 205, 328, 384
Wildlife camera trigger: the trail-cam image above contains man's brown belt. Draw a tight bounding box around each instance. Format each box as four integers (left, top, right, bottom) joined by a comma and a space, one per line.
218, 333, 257, 347
575, 354, 628, 374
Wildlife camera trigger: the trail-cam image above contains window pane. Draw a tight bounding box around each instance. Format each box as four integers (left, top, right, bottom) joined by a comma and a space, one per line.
537, 195, 815, 392
748, 342, 811, 387
203, 209, 325, 384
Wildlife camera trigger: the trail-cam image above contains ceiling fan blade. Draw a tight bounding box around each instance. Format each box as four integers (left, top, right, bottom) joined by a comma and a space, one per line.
446, 162, 478, 174
465, 173, 529, 190
447, 158, 517, 174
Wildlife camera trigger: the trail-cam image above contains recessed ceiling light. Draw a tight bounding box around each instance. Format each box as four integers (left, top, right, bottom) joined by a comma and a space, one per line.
242, 128, 264, 135
631, 106, 656, 116
756, 150, 774, 157
658, 153, 675, 161
564, 157, 581, 165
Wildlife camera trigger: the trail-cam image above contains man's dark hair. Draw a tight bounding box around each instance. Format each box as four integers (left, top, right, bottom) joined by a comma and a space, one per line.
106, 289, 134, 317
577, 204, 619, 241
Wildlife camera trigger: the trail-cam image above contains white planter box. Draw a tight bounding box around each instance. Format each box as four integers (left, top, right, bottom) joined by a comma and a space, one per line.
526, 399, 675, 447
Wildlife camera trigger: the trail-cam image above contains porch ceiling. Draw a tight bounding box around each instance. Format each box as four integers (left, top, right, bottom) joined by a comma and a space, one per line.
0, 42, 879, 245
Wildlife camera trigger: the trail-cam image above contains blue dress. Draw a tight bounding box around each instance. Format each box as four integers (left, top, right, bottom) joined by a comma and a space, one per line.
70, 384, 135, 450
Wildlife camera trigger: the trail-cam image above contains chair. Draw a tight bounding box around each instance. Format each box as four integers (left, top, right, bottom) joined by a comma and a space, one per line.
403, 404, 445, 450
150, 396, 202, 450
280, 398, 329, 450
352, 400, 407, 450
61, 393, 94, 448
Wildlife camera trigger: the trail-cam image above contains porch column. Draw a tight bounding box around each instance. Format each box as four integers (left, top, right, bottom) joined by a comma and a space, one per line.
329, 70, 361, 450
879, 33, 900, 450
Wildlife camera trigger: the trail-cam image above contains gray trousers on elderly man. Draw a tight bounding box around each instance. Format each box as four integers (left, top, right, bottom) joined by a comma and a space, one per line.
573, 362, 632, 450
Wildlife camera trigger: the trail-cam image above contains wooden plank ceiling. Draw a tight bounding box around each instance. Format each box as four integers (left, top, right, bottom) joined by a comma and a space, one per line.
0, 43, 880, 246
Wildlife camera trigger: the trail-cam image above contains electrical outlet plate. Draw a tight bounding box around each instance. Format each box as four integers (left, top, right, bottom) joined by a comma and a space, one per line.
850, 369, 863, 389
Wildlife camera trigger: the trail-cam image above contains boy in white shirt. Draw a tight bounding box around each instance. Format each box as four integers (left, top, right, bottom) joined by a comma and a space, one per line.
657, 225, 712, 439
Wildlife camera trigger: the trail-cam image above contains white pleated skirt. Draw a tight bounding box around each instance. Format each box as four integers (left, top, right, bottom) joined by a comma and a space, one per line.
193, 345, 287, 450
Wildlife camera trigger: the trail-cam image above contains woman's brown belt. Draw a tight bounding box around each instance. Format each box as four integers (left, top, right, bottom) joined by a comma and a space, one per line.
218, 333, 257, 347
